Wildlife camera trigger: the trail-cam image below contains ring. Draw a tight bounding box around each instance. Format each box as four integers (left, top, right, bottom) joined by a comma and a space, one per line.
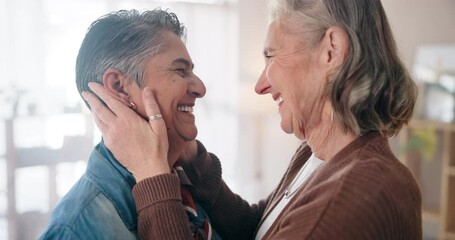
148, 114, 163, 121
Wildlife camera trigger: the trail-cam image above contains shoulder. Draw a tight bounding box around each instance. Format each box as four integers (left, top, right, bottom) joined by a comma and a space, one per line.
289, 154, 421, 238
351, 142, 419, 196
278, 136, 421, 238
39, 225, 83, 240
327, 133, 420, 198
44, 176, 121, 237
48, 174, 100, 222
317, 149, 420, 232
330, 143, 420, 205
45, 187, 133, 238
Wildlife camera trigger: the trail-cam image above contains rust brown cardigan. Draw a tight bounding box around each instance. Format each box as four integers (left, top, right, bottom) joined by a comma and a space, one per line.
132, 132, 422, 240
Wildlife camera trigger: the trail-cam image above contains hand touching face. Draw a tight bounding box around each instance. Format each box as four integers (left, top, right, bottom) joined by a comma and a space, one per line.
127, 31, 206, 147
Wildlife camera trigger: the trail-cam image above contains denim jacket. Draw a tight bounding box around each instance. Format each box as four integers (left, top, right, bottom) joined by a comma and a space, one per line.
39, 141, 137, 240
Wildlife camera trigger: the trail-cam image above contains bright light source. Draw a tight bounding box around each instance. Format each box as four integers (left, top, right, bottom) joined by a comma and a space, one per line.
157, 0, 226, 4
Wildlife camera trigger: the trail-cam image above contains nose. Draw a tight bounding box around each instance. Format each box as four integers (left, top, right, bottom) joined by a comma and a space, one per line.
255, 69, 271, 95
188, 74, 206, 98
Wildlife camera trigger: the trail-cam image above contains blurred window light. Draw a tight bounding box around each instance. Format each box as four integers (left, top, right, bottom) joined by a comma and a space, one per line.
56, 161, 87, 198
414, 65, 439, 83
157, 0, 227, 4
0, 159, 5, 191
440, 74, 455, 93
15, 166, 49, 214
0, 219, 6, 240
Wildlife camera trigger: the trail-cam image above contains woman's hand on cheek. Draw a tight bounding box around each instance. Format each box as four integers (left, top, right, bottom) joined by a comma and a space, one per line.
82, 82, 170, 182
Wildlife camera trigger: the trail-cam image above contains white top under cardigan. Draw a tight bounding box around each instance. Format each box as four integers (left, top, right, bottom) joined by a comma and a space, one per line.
255, 154, 324, 240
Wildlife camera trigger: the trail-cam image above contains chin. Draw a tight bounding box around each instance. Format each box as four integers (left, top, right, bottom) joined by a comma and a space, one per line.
280, 121, 293, 134
178, 128, 198, 141
293, 132, 305, 140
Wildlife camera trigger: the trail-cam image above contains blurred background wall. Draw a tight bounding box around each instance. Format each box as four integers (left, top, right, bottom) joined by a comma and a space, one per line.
0, 0, 454, 239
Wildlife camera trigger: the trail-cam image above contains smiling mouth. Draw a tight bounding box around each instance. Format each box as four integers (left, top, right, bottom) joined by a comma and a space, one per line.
177, 105, 194, 113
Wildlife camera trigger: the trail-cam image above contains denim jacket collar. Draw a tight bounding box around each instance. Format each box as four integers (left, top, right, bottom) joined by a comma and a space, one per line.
86, 140, 137, 230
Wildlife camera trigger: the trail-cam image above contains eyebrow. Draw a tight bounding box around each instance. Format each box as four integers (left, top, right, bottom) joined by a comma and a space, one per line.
172, 58, 194, 70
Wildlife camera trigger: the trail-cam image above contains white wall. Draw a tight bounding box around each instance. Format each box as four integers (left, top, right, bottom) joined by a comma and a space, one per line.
234, 0, 301, 202
382, 0, 455, 69
0, 0, 5, 89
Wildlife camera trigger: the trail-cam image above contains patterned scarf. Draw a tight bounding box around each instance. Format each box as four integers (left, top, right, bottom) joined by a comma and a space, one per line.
174, 166, 222, 240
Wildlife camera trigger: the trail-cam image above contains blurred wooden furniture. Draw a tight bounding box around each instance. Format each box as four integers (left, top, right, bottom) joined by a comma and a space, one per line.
1, 114, 94, 240
396, 120, 455, 239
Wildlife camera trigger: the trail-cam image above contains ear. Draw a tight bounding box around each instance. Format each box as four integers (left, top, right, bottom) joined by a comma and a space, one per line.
320, 26, 349, 68
102, 68, 133, 107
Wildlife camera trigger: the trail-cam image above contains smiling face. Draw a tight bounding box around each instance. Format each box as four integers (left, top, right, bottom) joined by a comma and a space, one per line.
127, 30, 206, 149
255, 20, 327, 140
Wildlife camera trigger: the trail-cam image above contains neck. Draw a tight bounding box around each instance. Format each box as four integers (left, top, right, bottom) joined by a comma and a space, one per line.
308, 127, 357, 160
305, 105, 357, 160
167, 138, 185, 168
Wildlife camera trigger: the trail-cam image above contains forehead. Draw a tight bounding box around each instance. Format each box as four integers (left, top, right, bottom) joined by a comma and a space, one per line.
264, 21, 282, 47
264, 21, 299, 51
153, 31, 192, 63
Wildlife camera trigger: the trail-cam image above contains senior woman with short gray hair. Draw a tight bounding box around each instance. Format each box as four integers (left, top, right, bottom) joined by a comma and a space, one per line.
84, 0, 421, 239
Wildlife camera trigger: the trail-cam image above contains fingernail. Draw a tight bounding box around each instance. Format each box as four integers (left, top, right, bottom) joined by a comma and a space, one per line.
88, 82, 95, 89
81, 92, 88, 99
144, 87, 152, 97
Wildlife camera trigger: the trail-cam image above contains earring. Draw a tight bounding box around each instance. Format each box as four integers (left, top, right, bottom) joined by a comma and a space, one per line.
129, 102, 137, 110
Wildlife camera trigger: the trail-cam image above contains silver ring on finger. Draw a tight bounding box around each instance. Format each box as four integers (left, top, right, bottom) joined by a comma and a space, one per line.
148, 113, 163, 121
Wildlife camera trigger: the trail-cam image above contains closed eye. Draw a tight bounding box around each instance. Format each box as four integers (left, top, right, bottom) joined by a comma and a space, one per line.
263, 52, 273, 65
175, 68, 186, 76
264, 54, 273, 65
171, 58, 193, 77
263, 49, 275, 61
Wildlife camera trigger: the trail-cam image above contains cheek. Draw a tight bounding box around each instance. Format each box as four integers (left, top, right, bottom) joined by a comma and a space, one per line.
156, 91, 173, 112
157, 83, 187, 111
267, 58, 302, 91
265, 61, 280, 87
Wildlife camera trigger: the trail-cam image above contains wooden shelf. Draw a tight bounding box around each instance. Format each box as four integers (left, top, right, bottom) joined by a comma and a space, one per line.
408, 119, 455, 131
447, 176, 455, 234
450, 167, 455, 176
15, 135, 93, 168
2, 115, 94, 240
398, 122, 455, 239
445, 232, 455, 240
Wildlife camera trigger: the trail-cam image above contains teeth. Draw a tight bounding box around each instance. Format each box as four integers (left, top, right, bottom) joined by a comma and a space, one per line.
178, 105, 193, 113
276, 96, 283, 106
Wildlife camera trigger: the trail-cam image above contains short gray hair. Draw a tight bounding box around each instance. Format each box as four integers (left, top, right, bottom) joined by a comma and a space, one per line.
268, 0, 417, 137
76, 9, 186, 106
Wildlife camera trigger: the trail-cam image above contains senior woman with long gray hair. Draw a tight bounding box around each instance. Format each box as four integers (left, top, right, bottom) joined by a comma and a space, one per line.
84, 0, 422, 239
